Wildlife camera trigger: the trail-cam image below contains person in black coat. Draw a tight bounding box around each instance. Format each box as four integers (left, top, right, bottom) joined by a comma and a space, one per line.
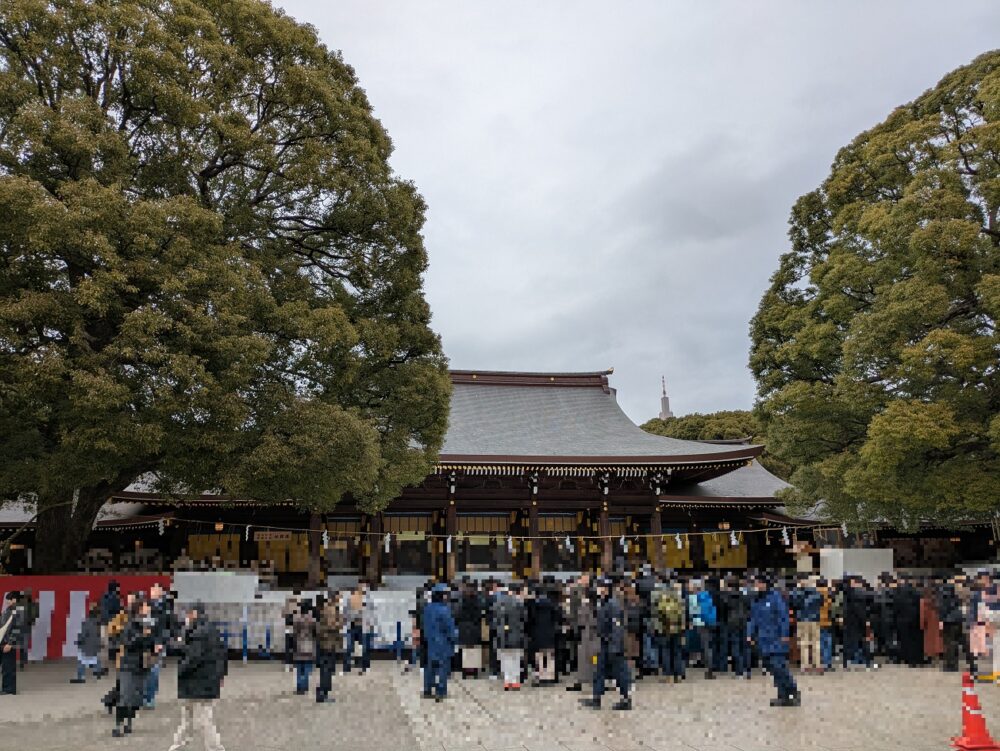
456, 582, 485, 677
894, 577, 923, 667
100, 581, 123, 627
721, 576, 751, 678
938, 579, 964, 672
528, 584, 560, 685
635, 566, 658, 674
872, 576, 898, 664
841, 577, 872, 669
580, 579, 631, 711
167, 602, 228, 751
112, 599, 157, 738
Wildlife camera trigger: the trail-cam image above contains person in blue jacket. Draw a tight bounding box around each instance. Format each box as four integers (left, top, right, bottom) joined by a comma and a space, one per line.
748, 573, 800, 707
422, 583, 457, 702
688, 578, 718, 679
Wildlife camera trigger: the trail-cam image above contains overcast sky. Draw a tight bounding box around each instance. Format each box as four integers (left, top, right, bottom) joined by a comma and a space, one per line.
278, 1, 1000, 423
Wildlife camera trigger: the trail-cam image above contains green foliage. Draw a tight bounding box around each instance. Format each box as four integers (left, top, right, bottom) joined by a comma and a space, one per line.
750, 50, 1000, 527
641, 410, 756, 441
0, 0, 450, 569
641, 410, 792, 479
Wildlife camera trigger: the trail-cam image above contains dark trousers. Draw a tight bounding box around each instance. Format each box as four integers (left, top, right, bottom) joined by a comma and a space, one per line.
713, 625, 730, 673
728, 631, 750, 676
593, 650, 630, 699
344, 626, 373, 672
317, 650, 336, 700
656, 634, 685, 677
875, 625, 897, 662
1, 648, 15, 693
843, 630, 871, 667
764, 653, 797, 700
558, 634, 577, 678
897, 622, 923, 667
941, 622, 962, 671
695, 626, 714, 672
423, 657, 449, 697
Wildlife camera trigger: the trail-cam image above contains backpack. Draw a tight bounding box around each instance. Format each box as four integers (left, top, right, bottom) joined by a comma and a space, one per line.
656, 594, 685, 635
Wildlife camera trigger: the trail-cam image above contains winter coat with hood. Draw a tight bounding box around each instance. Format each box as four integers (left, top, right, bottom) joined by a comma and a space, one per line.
177, 615, 228, 700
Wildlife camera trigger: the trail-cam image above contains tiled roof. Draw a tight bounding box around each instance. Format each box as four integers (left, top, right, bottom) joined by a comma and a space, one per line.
666, 460, 791, 500
439, 373, 761, 463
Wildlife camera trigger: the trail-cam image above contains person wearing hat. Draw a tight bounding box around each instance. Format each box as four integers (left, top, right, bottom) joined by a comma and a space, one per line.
0, 591, 24, 694
580, 579, 631, 710
748, 574, 799, 707
422, 583, 457, 701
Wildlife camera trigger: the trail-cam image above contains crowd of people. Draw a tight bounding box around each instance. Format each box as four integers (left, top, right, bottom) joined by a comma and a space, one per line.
279, 567, 997, 711
0, 566, 995, 745
59, 580, 230, 748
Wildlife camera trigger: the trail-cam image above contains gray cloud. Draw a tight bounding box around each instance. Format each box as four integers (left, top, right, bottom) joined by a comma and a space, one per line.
278, 0, 1000, 422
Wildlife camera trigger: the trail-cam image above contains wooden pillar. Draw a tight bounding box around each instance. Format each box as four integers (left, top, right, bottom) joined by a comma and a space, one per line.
600, 503, 611, 574
489, 534, 498, 572
446, 501, 457, 581
366, 513, 382, 583
430, 512, 440, 580
307, 512, 323, 587
529, 500, 540, 578
650, 505, 663, 571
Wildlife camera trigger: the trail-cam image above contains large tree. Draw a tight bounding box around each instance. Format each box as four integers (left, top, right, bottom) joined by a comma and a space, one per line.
750, 51, 1000, 528
0, 0, 450, 572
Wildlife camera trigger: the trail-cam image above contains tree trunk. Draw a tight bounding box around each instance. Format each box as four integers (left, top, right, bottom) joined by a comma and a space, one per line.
33, 489, 107, 574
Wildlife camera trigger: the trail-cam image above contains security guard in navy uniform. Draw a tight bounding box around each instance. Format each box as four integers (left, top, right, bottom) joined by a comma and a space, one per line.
0, 591, 25, 695
580, 578, 631, 710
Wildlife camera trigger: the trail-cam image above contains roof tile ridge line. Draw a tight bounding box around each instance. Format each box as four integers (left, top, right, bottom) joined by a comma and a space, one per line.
448, 369, 614, 377
449, 371, 613, 392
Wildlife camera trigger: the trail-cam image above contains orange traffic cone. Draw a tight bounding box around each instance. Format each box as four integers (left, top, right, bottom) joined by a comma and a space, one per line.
954, 672, 1000, 751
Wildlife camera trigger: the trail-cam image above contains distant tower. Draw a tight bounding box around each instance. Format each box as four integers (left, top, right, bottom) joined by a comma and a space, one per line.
659, 376, 675, 420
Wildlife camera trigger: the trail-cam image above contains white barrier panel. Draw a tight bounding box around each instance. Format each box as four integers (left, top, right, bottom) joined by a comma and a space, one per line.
172, 571, 259, 603
370, 590, 414, 646
63, 590, 90, 659
29, 590, 55, 661
819, 548, 894, 584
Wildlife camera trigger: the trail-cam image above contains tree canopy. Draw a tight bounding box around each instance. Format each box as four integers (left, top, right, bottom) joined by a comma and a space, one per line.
641, 410, 756, 441
0, 0, 450, 571
750, 50, 1000, 528
641, 410, 791, 479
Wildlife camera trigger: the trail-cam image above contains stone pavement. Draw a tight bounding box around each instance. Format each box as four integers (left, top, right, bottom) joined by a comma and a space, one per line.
0, 659, 986, 750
